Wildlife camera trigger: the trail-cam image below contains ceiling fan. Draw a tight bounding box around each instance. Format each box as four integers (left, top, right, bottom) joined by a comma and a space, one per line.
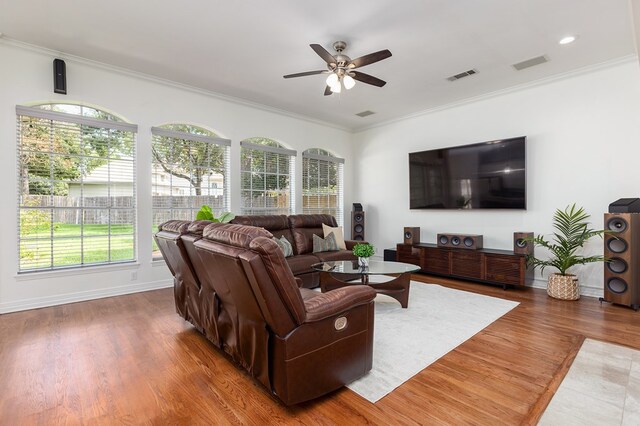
283, 41, 392, 96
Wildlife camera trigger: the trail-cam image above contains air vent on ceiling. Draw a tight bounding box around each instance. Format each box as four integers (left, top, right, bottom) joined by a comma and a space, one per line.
447, 69, 478, 82
355, 110, 376, 117
512, 55, 549, 71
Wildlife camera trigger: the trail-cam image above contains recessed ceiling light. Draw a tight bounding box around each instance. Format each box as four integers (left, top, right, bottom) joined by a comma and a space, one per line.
559, 35, 577, 45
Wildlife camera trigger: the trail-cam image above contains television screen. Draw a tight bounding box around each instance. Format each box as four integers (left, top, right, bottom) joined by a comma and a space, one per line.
409, 137, 526, 210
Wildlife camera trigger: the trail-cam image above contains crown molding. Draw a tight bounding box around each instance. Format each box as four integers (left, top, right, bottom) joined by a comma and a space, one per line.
0, 37, 351, 133
353, 54, 639, 133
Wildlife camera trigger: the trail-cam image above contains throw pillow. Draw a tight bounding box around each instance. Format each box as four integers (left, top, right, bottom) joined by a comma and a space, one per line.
272, 236, 293, 257
322, 223, 347, 250
312, 233, 339, 253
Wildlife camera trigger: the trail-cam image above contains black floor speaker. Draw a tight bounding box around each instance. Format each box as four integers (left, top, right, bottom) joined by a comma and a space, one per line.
601, 213, 640, 310
352, 210, 365, 241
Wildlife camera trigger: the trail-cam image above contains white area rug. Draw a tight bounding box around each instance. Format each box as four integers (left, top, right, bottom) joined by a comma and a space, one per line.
347, 281, 519, 403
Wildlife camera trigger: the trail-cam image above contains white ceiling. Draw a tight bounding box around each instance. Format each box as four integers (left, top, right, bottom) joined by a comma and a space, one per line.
0, 0, 636, 131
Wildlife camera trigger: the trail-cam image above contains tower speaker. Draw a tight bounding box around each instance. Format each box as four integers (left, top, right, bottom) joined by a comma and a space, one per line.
513, 232, 534, 255
404, 227, 420, 245
437, 233, 483, 250
602, 213, 640, 310
352, 210, 365, 241
53, 58, 67, 95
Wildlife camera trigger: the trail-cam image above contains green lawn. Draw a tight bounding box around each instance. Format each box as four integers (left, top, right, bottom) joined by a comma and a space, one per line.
20, 224, 136, 270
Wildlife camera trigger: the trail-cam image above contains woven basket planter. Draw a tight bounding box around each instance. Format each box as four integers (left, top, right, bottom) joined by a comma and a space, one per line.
547, 273, 580, 300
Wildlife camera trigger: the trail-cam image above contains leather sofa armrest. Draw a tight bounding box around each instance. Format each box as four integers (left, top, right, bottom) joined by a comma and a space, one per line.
303, 286, 376, 322
345, 240, 367, 250
294, 277, 304, 288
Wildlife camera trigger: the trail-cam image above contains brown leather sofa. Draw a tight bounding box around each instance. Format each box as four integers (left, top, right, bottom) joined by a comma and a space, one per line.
154, 220, 376, 405
231, 214, 360, 288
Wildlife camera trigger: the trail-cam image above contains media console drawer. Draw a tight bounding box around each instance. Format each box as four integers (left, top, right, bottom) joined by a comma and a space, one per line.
397, 243, 533, 289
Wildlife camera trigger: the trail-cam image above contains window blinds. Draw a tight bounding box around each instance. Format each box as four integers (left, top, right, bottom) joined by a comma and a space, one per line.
302, 151, 344, 225
240, 140, 296, 215
16, 105, 137, 272
150, 127, 231, 257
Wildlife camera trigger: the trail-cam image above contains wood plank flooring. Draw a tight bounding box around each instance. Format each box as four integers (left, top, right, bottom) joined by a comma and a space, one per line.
1, 275, 639, 425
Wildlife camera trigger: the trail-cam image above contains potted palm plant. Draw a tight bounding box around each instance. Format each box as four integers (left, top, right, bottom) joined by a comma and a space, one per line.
527, 204, 607, 300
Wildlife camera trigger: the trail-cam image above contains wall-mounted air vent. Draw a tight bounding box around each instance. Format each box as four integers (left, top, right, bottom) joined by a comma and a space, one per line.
512, 55, 549, 71
447, 69, 478, 82
355, 110, 376, 117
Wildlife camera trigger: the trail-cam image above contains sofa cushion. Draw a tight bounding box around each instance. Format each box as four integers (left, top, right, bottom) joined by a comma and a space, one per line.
313, 233, 339, 253
313, 249, 357, 262
232, 214, 294, 244
273, 235, 294, 257
288, 214, 338, 255
286, 254, 322, 276
322, 223, 346, 250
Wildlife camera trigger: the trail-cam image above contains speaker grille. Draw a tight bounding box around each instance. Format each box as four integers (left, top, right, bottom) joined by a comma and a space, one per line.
463, 237, 474, 247
607, 238, 627, 253
607, 278, 628, 294
404, 231, 412, 239
515, 238, 527, 248
607, 218, 628, 232
451, 236, 461, 246
354, 213, 363, 223
439, 235, 449, 245
607, 258, 628, 274
354, 224, 363, 233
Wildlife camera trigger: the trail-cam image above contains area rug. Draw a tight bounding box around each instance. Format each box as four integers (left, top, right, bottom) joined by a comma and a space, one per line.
346, 281, 519, 403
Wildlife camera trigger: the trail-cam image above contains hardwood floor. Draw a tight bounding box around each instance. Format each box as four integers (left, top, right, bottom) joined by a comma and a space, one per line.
1, 276, 639, 425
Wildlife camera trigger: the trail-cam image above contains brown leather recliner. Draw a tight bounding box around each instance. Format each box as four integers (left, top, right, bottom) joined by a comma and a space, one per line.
156, 221, 376, 405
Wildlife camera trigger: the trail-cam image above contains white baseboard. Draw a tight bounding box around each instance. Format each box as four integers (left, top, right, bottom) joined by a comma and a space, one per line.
0, 279, 173, 314
529, 277, 604, 299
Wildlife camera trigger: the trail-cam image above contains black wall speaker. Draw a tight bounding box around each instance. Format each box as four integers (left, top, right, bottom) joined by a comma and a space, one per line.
437, 233, 483, 250
353, 203, 363, 212
602, 213, 640, 310
513, 232, 534, 255
352, 210, 365, 241
404, 227, 420, 245
53, 58, 67, 95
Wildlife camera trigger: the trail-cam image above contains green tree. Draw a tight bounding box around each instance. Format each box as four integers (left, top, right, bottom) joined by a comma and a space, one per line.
19, 104, 131, 196
151, 124, 225, 196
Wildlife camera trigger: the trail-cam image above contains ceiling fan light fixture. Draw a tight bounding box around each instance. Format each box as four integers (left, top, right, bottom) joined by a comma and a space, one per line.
343, 74, 356, 90
326, 73, 339, 87
330, 81, 342, 93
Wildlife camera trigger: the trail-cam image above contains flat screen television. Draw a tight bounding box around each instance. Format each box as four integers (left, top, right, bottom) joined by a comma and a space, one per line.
409, 137, 526, 210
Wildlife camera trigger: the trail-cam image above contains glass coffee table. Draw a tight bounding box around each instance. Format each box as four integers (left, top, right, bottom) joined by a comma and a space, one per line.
312, 260, 420, 308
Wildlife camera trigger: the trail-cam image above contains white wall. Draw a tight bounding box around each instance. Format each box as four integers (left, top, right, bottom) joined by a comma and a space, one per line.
353, 59, 640, 296
0, 41, 354, 313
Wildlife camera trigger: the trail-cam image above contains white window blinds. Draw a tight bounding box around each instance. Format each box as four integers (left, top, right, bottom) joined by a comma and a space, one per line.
151, 125, 230, 257
16, 105, 137, 272
240, 140, 296, 215
302, 149, 344, 225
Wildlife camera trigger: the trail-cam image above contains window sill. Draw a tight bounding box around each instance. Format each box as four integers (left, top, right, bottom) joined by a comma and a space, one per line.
15, 262, 140, 281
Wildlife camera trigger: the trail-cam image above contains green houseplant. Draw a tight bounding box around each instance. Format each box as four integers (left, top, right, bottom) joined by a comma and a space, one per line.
527, 204, 607, 300
353, 243, 375, 268
195, 205, 235, 223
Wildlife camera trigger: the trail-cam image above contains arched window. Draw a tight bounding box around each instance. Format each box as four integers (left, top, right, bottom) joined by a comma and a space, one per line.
302, 148, 344, 224
17, 103, 137, 272
240, 137, 296, 215
151, 124, 230, 258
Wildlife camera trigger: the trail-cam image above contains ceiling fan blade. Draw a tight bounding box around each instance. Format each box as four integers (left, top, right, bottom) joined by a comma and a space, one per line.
349, 49, 392, 69
283, 70, 328, 79
324, 85, 333, 96
351, 71, 387, 87
310, 44, 337, 66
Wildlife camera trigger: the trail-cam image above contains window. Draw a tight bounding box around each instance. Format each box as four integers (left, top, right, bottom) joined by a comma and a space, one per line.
17, 104, 137, 272
302, 148, 344, 224
151, 124, 230, 258
240, 138, 296, 215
